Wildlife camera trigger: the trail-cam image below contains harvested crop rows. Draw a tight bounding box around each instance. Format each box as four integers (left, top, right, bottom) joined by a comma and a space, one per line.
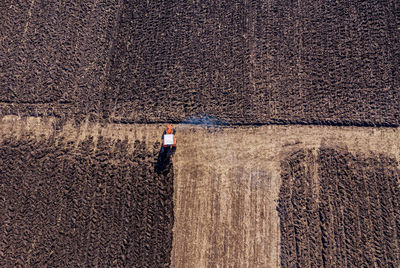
0, 133, 173, 267
278, 148, 400, 267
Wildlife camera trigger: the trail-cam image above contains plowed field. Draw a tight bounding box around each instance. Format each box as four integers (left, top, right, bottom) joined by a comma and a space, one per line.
1, 0, 400, 267
0, 118, 173, 267
279, 148, 400, 267
1, 1, 399, 125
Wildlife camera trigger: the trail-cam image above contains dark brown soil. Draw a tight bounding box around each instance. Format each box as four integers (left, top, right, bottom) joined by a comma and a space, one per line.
278, 148, 400, 267
0, 0, 121, 120
0, 135, 173, 267
1, 1, 399, 126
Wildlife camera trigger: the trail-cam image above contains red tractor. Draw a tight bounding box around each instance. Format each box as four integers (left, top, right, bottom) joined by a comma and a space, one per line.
156, 125, 176, 172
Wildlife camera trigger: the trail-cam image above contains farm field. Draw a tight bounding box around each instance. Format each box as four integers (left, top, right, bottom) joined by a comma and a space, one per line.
171, 122, 400, 267
1, 0, 399, 267
1, 1, 399, 125
0, 117, 174, 267
279, 148, 400, 267
1, 117, 399, 267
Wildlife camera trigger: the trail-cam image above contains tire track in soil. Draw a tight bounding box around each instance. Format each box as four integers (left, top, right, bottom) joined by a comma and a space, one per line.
278, 147, 400, 267
0, 134, 174, 267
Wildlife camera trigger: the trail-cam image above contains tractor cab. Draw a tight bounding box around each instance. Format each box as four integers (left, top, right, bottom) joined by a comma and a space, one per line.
162, 125, 176, 147
163, 133, 176, 147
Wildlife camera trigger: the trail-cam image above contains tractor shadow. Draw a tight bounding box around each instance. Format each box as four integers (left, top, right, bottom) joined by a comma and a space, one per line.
155, 145, 176, 174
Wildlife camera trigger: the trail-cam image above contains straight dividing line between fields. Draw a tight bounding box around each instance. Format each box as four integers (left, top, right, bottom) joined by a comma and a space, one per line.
110, 119, 400, 128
